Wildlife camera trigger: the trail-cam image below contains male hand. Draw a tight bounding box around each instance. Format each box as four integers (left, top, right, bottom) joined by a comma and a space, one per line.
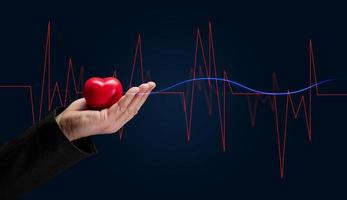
55, 81, 156, 141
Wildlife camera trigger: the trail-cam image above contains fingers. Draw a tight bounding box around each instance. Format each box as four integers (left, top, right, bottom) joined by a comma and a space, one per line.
126, 83, 150, 115
136, 81, 156, 111
98, 81, 155, 134
117, 87, 140, 112
109, 82, 155, 132
107, 86, 140, 119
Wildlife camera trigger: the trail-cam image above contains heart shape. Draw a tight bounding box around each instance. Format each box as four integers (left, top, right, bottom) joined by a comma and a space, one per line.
83, 77, 123, 110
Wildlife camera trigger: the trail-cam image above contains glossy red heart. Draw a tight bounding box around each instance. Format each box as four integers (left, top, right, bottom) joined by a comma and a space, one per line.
83, 77, 123, 110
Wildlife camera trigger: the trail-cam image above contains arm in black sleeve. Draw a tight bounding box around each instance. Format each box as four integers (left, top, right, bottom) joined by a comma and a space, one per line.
0, 107, 98, 199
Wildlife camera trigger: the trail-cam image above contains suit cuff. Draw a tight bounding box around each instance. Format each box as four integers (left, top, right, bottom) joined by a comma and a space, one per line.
48, 106, 98, 157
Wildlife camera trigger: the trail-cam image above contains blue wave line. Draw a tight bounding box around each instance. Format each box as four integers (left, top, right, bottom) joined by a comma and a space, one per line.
147, 77, 335, 96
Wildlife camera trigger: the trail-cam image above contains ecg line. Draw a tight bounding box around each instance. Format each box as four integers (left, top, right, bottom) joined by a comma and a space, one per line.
0, 21, 346, 179
147, 77, 335, 95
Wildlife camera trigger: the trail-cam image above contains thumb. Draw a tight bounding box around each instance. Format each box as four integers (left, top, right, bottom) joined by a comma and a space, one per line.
65, 98, 88, 111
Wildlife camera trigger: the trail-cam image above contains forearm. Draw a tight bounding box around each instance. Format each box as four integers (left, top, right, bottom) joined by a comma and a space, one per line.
0, 107, 97, 199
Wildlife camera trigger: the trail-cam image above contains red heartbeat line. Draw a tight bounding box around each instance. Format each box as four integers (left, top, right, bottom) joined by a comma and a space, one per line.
0, 21, 345, 179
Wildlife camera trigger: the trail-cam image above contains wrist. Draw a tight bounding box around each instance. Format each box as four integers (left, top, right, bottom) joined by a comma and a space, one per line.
55, 113, 75, 142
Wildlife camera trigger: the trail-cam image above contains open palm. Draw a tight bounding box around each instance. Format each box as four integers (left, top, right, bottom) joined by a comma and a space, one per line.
55, 82, 156, 141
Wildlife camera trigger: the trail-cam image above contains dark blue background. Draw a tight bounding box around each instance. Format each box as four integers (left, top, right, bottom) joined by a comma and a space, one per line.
0, 1, 346, 199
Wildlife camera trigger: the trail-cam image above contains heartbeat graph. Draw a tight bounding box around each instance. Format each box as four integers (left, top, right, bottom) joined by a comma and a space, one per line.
0, 21, 346, 179
149, 77, 333, 95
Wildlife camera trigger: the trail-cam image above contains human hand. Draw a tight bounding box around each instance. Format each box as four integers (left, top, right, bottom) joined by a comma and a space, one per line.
55, 81, 156, 141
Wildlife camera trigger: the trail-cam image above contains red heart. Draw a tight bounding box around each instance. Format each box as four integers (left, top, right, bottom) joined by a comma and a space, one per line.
83, 77, 123, 110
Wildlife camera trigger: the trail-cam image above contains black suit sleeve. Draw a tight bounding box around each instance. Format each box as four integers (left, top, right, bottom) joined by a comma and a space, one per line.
0, 107, 98, 199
